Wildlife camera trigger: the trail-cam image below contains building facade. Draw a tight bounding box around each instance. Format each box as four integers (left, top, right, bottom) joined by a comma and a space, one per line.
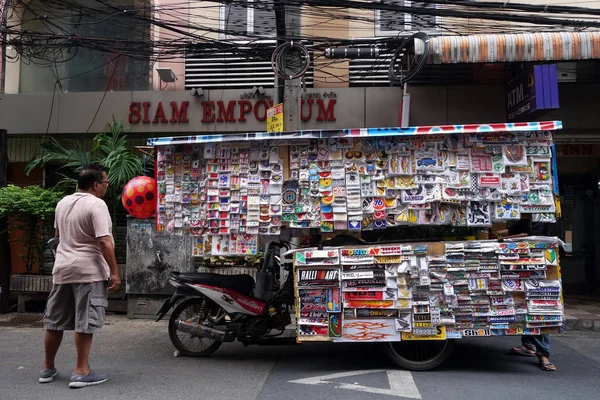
1, 0, 600, 291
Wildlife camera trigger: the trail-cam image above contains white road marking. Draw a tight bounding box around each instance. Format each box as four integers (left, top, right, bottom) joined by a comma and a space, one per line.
288, 369, 422, 399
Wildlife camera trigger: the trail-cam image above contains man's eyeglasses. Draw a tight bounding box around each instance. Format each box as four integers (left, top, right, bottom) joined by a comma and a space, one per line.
98, 180, 110, 185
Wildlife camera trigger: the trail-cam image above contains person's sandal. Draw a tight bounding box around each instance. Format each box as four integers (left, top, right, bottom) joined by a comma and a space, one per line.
539, 361, 557, 371
509, 346, 536, 357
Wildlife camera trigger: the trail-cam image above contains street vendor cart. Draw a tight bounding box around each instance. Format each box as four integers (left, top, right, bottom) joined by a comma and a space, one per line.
149, 121, 565, 370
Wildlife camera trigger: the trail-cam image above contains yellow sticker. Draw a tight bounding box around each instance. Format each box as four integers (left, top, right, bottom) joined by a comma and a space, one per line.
402, 326, 446, 341
396, 299, 411, 308
408, 210, 418, 223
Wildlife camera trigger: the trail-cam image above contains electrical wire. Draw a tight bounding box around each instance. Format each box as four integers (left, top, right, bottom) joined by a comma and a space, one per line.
85, 54, 121, 133
271, 41, 311, 80
42, 54, 122, 135
4, 0, 600, 87
388, 32, 430, 85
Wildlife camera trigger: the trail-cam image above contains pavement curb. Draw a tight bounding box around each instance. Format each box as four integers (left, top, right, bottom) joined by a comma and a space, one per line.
564, 318, 600, 332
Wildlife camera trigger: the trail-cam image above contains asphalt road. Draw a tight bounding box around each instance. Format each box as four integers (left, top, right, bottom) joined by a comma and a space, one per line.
1, 316, 599, 400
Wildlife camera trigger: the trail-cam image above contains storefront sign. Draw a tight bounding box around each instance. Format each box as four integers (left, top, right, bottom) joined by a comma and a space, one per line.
507, 64, 559, 122
267, 103, 284, 132
128, 98, 336, 125
556, 144, 598, 157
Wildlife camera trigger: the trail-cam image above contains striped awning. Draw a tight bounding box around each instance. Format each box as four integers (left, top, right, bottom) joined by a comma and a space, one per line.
425, 31, 600, 64
147, 121, 562, 146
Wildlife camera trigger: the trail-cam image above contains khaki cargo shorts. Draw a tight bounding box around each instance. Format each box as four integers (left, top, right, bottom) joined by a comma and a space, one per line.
44, 281, 108, 334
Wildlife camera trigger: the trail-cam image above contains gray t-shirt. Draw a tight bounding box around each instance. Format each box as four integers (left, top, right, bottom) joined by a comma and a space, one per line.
53, 192, 113, 284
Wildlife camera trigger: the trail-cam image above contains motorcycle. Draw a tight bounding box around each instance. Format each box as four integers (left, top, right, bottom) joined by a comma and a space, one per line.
155, 241, 296, 356
155, 237, 455, 370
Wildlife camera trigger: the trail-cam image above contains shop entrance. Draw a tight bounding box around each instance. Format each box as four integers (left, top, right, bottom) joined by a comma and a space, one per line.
559, 171, 600, 295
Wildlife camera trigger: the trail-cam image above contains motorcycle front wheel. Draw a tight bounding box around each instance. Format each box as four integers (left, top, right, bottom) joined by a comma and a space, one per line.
168, 297, 224, 357
385, 339, 455, 371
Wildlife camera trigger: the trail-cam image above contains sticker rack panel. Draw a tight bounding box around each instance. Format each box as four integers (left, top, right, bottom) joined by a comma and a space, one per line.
293, 239, 563, 342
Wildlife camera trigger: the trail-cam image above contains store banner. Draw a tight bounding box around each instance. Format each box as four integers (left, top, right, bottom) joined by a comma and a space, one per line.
507, 64, 559, 122
267, 103, 284, 133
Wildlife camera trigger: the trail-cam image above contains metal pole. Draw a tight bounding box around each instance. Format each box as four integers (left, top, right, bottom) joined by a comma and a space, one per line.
283, 5, 301, 131
0, 129, 11, 313
273, 0, 285, 105
1, 0, 8, 94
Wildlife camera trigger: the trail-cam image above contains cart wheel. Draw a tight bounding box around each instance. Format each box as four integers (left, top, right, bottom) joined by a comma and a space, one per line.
385, 339, 454, 371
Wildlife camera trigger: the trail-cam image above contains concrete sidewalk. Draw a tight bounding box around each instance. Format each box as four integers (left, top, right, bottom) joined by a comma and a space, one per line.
563, 294, 600, 331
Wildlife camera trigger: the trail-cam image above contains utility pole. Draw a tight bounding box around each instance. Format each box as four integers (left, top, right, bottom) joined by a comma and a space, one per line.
1, 0, 8, 94
273, 1, 285, 105
273, 2, 302, 277
0, 129, 10, 313
283, 5, 301, 132
282, 5, 302, 261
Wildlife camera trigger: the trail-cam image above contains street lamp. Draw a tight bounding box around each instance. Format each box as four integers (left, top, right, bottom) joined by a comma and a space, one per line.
156, 68, 178, 90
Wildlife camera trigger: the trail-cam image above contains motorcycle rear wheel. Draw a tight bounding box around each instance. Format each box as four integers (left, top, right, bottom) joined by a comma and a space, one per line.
168, 298, 224, 357
385, 339, 454, 371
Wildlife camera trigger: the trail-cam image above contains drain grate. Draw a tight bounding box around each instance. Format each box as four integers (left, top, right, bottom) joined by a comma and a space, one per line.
1, 314, 44, 326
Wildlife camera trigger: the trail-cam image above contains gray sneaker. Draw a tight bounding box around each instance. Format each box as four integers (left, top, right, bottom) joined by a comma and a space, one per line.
39, 368, 58, 383
69, 370, 108, 388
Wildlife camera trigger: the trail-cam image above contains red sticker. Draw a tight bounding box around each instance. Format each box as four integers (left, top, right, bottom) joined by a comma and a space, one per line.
478, 173, 501, 187
373, 210, 387, 220
321, 212, 334, 221
373, 197, 385, 211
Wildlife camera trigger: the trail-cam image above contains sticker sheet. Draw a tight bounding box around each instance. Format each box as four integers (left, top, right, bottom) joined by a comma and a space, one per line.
495, 200, 520, 220
340, 319, 401, 342
467, 201, 491, 226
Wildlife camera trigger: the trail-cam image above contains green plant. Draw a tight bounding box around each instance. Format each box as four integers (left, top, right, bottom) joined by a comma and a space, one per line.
0, 185, 64, 273
26, 117, 151, 234
26, 118, 148, 194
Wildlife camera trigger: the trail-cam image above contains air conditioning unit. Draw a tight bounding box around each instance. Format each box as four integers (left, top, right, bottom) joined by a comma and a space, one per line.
556, 62, 577, 82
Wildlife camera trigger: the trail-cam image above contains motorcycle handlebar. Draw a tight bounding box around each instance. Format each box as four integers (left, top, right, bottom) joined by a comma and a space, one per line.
265, 240, 290, 251
275, 240, 291, 250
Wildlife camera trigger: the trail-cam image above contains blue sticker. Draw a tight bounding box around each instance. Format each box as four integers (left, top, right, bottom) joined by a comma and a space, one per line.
321, 205, 333, 213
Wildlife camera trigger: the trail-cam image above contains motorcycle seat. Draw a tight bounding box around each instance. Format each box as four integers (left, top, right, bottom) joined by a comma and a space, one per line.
171, 272, 255, 296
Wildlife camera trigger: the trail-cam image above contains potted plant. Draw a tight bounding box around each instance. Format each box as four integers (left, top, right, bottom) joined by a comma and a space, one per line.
0, 185, 63, 275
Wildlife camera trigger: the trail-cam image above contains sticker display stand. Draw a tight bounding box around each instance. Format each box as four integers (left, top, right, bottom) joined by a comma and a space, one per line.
154, 122, 562, 248
291, 239, 563, 343
150, 121, 565, 346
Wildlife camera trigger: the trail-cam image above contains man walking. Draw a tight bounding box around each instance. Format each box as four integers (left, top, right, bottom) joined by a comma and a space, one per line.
39, 164, 121, 388
510, 335, 556, 371
506, 219, 557, 372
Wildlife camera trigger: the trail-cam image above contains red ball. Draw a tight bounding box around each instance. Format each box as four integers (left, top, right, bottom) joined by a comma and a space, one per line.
122, 176, 156, 219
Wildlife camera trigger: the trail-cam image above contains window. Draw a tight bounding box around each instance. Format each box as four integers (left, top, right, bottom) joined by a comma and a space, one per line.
375, 0, 440, 36
19, 0, 151, 93
185, 42, 314, 90
221, 0, 277, 37
348, 57, 475, 86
